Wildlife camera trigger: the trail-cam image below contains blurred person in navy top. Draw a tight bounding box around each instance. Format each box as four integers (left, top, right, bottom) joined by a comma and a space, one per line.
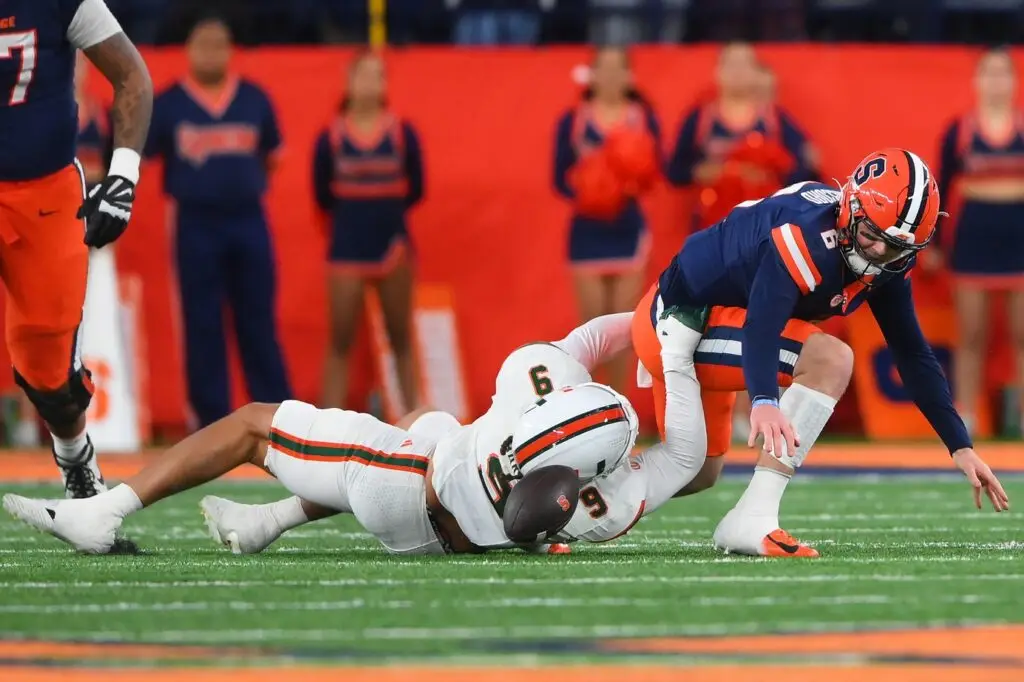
145, 15, 291, 429
937, 46, 1024, 437
668, 43, 817, 231
553, 46, 661, 392
313, 52, 424, 414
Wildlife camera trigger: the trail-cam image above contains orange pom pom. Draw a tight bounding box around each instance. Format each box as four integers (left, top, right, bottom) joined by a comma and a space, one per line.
569, 151, 627, 220
604, 127, 660, 195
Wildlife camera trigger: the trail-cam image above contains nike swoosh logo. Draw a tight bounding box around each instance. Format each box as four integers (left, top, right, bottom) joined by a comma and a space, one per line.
766, 534, 801, 554
38, 209, 58, 217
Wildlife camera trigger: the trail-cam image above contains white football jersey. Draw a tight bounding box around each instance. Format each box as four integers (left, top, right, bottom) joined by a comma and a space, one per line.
430, 342, 593, 548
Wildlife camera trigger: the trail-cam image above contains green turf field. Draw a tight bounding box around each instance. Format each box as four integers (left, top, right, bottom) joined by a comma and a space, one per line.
0, 476, 1021, 662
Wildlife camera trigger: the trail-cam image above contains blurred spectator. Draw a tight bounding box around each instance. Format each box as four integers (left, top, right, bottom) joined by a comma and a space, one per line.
313, 53, 424, 413
553, 47, 661, 393
449, 0, 546, 45
689, 0, 807, 41
144, 16, 292, 427
938, 46, 1024, 437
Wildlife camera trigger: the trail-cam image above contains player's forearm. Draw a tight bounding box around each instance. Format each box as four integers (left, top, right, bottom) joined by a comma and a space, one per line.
893, 350, 973, 453
642, 366, 707, 511
552, 312, 634, 371
84, 34, 153, 162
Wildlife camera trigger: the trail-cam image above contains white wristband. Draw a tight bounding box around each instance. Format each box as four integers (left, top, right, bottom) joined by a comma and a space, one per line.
108, 147, 141, 185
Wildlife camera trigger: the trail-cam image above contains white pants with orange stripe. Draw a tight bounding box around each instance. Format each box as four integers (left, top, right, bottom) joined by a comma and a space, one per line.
264, 400, 447, 555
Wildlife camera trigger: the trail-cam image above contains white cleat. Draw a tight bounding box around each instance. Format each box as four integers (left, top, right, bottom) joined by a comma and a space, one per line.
200, 496, 283, 555
712, 506, 819, 558
3, 494, 127, 554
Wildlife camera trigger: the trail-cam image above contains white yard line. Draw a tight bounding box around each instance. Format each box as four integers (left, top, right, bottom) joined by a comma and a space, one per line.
4, 618, 1005, 643
0, 593, 1001, 616
0, 573, 1021, 591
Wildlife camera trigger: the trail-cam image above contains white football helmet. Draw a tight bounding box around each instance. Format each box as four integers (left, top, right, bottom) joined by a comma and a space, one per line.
506, 382, 639, 482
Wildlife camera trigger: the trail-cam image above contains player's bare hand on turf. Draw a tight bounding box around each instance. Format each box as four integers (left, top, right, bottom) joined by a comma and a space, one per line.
78, 175, 136, 248
748, 402, 799, 460
952, 448, 1010, 512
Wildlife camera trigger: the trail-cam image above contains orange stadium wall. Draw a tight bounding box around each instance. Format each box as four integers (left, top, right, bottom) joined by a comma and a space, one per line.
0, 45, 1015, 437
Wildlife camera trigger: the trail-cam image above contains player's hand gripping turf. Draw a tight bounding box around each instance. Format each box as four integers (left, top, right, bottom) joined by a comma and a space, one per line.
952, 448, 1010, 512
78, 175, 136, 248
749, 401, 800, 463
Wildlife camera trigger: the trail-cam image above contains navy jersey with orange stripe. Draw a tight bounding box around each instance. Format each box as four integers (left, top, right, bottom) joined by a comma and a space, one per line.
658, 179, 971, 453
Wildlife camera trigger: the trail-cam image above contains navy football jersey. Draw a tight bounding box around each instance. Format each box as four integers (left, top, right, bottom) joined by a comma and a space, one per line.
660, 180, 904, 323
0, 0, 87, 180
145, 77, 281, 209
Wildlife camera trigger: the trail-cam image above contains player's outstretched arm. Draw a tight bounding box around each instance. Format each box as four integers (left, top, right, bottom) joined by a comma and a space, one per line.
868, 276, 1010, 512
552, 312, 634, 371
68, 0, 153, 247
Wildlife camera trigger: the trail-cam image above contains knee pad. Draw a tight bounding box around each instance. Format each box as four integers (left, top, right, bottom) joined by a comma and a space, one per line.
14, 366, 94, 428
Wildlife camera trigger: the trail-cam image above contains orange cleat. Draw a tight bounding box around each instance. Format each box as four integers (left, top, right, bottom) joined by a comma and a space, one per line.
760, 529, 819, 558
547, 543, 572, 555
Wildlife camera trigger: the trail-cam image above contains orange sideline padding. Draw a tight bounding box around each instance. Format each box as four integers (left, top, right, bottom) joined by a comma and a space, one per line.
0, 45, 1014, 434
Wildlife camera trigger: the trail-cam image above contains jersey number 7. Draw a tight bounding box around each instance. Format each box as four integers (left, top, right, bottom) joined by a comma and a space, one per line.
0, 32, 37, 106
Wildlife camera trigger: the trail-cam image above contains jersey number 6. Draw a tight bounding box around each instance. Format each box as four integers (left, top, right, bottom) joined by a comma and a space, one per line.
0, 32, 37, 106
529, 365, 553, 397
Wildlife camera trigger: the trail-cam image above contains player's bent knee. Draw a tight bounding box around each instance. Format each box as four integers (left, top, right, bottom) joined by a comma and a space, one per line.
234, 402, 280, 439
14, 366, 92, 429
796, 333, 854, 390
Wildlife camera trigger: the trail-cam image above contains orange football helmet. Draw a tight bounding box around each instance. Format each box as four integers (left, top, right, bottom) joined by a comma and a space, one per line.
837, 148, 941, 279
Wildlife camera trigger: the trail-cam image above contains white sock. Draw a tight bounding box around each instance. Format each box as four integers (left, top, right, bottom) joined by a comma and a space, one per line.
734, 383, 837, 518
52, 430, 88, 467
735, 465, 791, 518
266, 496, 310, 533
104, 484, 143, 518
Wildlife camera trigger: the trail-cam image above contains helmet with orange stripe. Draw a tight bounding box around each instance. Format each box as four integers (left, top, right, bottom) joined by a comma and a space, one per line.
837, 148, 942, 280
506, 382, 639, 482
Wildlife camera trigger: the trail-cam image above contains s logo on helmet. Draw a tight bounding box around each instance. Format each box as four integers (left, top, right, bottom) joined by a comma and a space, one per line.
556, 494, 571, 512
854, 157, 887, 185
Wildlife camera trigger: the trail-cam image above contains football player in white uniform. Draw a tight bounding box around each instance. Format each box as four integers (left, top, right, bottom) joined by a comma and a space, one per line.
3, 310, 709, 555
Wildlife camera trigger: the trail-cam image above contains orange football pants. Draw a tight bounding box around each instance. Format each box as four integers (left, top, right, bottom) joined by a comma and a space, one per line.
632, 284, 820, 457
0, 164, 89, 390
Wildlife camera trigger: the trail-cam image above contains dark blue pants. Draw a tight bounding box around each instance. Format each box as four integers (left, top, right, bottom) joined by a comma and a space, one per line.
175, 206, 292, 427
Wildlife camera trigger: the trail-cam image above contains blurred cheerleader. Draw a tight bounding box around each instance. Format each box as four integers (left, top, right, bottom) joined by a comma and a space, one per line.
939, 46, 1024, 435
313, 52, 425, 412
553, 46, 662, 392
667, 43, 817, 231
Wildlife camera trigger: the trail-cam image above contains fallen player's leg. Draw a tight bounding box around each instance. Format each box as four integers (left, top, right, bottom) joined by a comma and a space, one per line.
200, 407, 462, 554
4, 401, 451, 556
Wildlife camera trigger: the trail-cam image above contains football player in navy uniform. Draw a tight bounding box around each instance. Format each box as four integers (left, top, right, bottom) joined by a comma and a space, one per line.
634, 148, 1010, 557
0, 0, 152, 499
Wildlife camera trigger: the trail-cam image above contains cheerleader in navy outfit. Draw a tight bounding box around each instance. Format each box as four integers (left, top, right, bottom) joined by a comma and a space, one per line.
553, 46, 661, 391
313, 52, 424, 412
667, 43, 817, 231
938, 46, 1024, 435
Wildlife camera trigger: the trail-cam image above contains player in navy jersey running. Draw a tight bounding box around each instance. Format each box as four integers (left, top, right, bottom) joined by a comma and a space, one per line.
0, 0, 151, 499
635, 148, 1010, 557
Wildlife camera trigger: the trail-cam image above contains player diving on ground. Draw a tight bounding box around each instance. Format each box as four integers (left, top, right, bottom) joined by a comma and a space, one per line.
2, 311, 709, 555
